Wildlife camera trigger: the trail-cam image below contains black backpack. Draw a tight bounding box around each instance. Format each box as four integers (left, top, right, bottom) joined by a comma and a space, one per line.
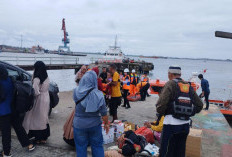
13, 81, 35, 113
49, 82, 59, 108
172, 79, 195, 120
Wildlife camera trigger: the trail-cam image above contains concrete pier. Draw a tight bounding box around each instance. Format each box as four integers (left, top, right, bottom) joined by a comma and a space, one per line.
0, 91, 232, 156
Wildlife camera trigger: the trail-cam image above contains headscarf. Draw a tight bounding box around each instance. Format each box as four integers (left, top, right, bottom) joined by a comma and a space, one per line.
0, 64, 8, 80
92, 67, 99, 76
73, 71, 105, 112
33, 61, 48, 84
75, 65, 87, 82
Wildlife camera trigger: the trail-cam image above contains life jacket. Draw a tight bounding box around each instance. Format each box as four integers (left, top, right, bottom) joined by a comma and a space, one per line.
130, 74, 138, 85
166, 79, 195, 120
141, 75, 148, 82
123, 75, 130, 90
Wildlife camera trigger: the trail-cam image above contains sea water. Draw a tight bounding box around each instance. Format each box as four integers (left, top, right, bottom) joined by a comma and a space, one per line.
1, 52, 232, 100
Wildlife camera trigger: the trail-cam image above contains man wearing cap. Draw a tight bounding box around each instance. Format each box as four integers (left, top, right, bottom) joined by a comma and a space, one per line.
156, 66, 203, 157
198, 74, 210, 110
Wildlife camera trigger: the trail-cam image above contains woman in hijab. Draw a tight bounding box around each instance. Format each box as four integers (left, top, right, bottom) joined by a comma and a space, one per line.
73, 71, 109, 157
75, 65, 87, 84
23, 61, 50, 144
0, 65, 14, 157
92, 67, 103, 91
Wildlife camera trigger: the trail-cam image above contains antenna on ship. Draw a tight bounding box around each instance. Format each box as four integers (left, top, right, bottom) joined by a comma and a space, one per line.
115, 35, 117, 49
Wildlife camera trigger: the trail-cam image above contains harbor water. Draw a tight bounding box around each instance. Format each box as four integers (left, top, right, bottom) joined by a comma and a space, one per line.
1, 52, 232, 100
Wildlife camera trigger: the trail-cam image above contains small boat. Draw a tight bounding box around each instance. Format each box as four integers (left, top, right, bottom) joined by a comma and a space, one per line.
149, 72, 201, 94
209, 99, 232, 116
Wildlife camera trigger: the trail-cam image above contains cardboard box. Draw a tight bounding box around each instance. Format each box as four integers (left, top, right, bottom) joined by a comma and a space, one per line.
124, 122, 136, 131
186, 128, 202, 157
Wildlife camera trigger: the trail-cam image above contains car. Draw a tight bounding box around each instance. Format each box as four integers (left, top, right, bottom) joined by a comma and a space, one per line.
0, 61, 59, 116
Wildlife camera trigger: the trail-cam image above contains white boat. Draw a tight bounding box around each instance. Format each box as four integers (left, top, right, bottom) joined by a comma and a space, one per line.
103, 36, 125, 60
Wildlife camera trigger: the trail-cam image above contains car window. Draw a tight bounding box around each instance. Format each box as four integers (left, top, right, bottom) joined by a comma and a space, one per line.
22, 72, 31, 81
7, 68, 20, 80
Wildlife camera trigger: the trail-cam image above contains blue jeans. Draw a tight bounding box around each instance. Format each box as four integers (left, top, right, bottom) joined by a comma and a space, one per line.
159, 124, 190, 157
73, 125, 104, 157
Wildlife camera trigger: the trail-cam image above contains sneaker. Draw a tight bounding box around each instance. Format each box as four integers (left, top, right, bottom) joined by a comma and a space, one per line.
1, 151, 12, 157
28, 144, 36, 152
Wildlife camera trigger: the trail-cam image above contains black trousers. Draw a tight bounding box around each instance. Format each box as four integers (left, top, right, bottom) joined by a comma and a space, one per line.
200, 92, 210, 109
109, 97, 121, 116
140, 83, 150, 101
0, 114, 11, 155
205, 92, 210, 109
28, 124, 50, 141
11, 113, 31, 147
159, 124, 190, 157
123, 89, 130, 108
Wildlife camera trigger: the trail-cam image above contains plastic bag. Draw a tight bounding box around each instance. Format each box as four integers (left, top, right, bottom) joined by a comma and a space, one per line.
135, 127, 155, 144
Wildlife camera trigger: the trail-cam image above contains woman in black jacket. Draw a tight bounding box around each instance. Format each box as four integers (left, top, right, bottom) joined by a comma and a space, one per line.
0, 65, 14, 157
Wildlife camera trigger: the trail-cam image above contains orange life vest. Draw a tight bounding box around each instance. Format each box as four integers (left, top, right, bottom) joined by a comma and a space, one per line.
130, 74, 138, 85
141, 75, 149, 82
123, 75, 130, 90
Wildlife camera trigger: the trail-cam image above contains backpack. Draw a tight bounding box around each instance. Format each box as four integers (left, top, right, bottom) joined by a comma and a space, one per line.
49, 83, 59, 108
13, 81, 35, 113
172, 79, 195, 120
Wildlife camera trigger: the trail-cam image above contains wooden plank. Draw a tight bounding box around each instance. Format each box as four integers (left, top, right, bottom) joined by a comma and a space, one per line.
215, 31, 232, 39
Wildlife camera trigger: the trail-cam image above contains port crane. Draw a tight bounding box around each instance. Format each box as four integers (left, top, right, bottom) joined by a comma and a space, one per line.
58, 18, 70, 53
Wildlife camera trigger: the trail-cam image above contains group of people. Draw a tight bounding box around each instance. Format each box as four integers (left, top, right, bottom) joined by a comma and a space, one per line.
0, 61, 50, 157
0, 61, 210, 157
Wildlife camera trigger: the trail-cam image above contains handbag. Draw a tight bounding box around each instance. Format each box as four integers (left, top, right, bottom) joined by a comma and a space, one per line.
63, 87, 95, 146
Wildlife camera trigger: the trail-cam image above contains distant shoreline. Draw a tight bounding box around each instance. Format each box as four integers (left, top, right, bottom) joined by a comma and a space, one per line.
1, 44, 231, 62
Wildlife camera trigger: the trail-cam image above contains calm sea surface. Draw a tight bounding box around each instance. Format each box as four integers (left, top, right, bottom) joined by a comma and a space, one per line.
1, 52, 232, 100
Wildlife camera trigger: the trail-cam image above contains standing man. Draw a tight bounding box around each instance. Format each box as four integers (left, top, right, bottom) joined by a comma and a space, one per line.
198, 74, 210, 110
122, 68, 131, 109
137, 82, 150, 101
141, 71, 151, 97
109, 64, 122, 122
100, 67, 107, 83
156, 66, 203, 157
130, 69, 138, 96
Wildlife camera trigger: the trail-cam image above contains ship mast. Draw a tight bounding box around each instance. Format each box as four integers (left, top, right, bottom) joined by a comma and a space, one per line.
115, 35, 117, 49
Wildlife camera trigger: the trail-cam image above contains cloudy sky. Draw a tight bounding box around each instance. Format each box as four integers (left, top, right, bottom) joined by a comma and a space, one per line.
1, 0, 232, 59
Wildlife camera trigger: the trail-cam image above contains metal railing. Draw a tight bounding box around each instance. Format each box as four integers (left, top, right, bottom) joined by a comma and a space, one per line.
0, 56, 79, 65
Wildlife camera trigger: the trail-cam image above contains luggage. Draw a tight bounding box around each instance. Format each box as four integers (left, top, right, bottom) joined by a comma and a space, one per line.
135, 127, 155, 144
154, 131, 161, 143
118, 130, 148, 156
13, 81, 34, 113
49, 82, 59, 108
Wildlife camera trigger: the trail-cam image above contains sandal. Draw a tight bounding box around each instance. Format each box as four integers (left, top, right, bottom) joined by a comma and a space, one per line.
28, 144, 36, 151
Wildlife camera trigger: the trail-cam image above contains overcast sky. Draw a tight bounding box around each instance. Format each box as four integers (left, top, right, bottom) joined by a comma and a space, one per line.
1, 0, 232, 59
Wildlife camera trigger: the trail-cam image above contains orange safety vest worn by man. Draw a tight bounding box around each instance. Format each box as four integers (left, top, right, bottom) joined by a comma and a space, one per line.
130, 69, 138, 96
122, 68, 131, 109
